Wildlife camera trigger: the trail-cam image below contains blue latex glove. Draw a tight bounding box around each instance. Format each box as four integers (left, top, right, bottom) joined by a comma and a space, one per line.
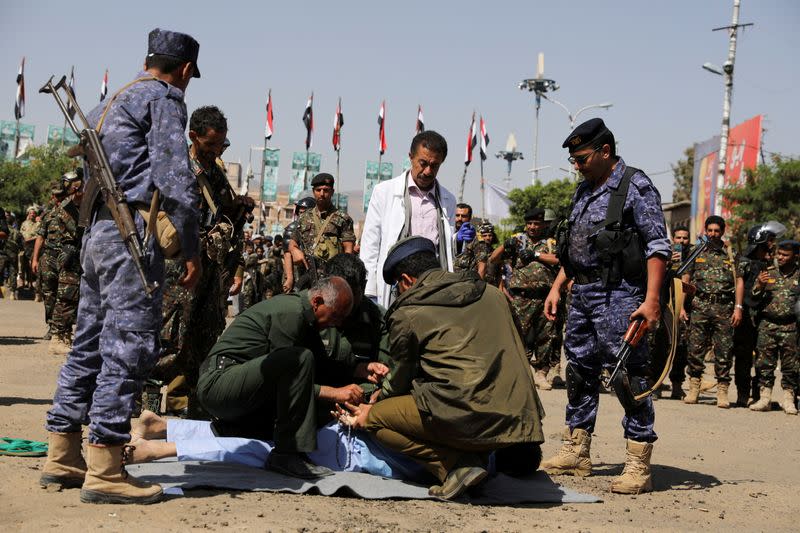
456, 222, 476, 243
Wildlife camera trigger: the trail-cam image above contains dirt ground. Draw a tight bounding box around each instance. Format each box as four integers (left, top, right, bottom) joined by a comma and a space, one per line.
1, 297, 798, 532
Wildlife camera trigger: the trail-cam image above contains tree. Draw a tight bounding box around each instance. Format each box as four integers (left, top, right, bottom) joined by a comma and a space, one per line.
671, 146, 694, 202
720, 155, 800, 250
505, 177, 578, 230
0, 144, 77, 214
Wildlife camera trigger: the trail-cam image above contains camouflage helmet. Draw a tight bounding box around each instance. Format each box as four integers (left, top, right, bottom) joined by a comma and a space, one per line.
478, 222, 494, 234
295, 196, 316, 210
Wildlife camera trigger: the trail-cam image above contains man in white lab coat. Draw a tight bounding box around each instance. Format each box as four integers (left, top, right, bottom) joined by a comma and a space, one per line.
360, 131, 456, 308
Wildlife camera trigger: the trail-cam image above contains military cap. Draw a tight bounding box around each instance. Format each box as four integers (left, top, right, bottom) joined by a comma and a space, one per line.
311, 173, 335, 188
543, 208, 557, 222
382, 236, 436, 284
562, 118, 611, 152
524, 207, 545, 221
147, 28, 201, 78
478, 222, 494, 233
777, 239, 800, 253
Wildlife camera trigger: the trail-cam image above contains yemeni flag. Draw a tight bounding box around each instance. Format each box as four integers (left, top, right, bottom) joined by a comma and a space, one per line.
99, 69, 108, 102
66, 66, 76, 120
302, 92, 313, 150
14, 57, 25, 120
378, 100, 387, 155
332, 97, 343, 152
464, 112, 477, 166
265, 89, 274, 140
479, 116, 490, 161
416, 105, 424, 134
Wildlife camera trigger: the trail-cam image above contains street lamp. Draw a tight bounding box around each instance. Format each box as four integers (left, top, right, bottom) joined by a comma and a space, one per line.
495, 133, 524, 189
539, 93, 614, 130
519, 52, 559, 184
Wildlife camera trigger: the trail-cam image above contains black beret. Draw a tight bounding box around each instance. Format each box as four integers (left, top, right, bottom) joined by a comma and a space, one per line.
778, 239, 800, 252
311, 173, 335, 187
562, 118, 610, 151
147, 28, 201, 78
382, 236, 436, 284
524, 207, 545, 221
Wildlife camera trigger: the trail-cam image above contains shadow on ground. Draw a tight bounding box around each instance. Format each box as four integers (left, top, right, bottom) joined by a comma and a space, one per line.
593, 462, 722, 491
0, 397, 52, 406
0, 336, 41, 346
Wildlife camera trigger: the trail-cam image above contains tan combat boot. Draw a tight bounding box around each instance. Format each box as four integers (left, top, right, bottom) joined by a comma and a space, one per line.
534, 369, 552, 391
80, 444, 163, 504
781, 389, 797, 415
749, 387, 772, 412
541, 427, 592, 477
684, 377, 701, 404
39, 432, 87, 488
48, 335, 72, 356
610, 440, 653, 494
717, 382, 730, 409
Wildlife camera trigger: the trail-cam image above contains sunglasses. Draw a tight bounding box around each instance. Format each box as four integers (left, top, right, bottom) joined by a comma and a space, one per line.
567, 146, 602, 165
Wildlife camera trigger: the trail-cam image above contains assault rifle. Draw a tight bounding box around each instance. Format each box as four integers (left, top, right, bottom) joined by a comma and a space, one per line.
604, 237, 709, 409
40, 75, 157, 296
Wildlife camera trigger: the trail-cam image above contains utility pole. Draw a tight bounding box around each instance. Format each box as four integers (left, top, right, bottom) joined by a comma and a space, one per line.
712, 0, 753, 215
519, 53, 558, 185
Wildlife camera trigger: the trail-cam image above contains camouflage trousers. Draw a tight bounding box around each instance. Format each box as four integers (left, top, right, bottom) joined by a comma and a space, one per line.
39, 250, 59, 324
51, 268, 81, 338
686, 298, 734, 383
1, 254, 19, 292
755, 320, 798, 392
511, 294, 563, 371
46, 218, 164, 444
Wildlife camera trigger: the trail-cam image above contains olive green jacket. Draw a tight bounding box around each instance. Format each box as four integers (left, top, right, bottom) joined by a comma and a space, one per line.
381, 269, 545, 446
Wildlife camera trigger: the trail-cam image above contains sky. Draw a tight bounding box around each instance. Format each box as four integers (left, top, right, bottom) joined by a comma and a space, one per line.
2, 0, 798, 217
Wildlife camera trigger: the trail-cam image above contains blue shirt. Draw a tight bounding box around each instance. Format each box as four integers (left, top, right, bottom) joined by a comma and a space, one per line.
568, 158, 670, 273
86, 71, 200, 258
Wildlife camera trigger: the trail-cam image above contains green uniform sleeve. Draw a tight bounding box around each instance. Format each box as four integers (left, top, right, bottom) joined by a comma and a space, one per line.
380, 313, 419, 399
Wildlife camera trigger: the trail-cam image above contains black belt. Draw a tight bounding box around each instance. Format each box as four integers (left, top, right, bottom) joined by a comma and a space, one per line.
508, 287, 548, 299
695, 291, 733, 304
573, 269, 602, 285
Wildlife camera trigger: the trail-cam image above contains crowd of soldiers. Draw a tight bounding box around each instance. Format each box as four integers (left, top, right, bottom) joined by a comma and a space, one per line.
3, 26, 797, 504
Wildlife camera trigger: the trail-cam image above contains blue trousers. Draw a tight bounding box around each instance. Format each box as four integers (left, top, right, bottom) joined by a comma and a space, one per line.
563, 281, 657, 442
46, 219, 164, 444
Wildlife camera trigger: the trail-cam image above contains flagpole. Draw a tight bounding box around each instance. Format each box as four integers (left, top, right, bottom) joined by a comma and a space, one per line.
260, 142, 268, 235
458, 165, 468, 203
336, 97, 342, 209
480, 157, 486, 221
14, 119, 20, 160
304, 149, 310, 191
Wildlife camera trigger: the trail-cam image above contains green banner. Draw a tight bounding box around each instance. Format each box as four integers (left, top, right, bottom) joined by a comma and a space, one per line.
47, 125, 80, 147
261, 147, 280, 202
402, 156, 411, 172
334, 194, 348, 214
0, 121, 35, 161
363, 162, 393, 212
289, 151, 321, 202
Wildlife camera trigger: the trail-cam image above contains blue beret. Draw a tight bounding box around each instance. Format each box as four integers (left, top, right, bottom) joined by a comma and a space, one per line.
147, 28, 201, 78
382, 236, 436, 284
778, 239, 800, 252
562, 118, 610, 151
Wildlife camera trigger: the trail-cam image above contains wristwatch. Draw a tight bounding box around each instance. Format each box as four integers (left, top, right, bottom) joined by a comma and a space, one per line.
534, 251, 541, 260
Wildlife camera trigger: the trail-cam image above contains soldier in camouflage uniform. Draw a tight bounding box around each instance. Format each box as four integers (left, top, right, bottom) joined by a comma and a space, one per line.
282, 197, 315, 293
20, 207, 40, 291
240, 251, 263, 310
490, 207, 562, 390
453, 203, 478, 273
1, 214, 24, 299
155, 105, 252, 417
476, 222, 500, 284
48, 171, 85, 355
287, 173, 355, 290
682, 216, 744, 408
32, 186, 69, 333
263, 238, 284, 298
748, 240, 799, 414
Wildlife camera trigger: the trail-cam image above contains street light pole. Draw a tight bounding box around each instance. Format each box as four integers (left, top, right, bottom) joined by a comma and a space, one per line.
519, 53, 559, 185
710, 0, 752, 215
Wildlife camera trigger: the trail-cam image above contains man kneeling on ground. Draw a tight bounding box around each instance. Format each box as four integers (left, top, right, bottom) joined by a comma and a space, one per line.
335, 236, 545, 500
196, 276, 354, 479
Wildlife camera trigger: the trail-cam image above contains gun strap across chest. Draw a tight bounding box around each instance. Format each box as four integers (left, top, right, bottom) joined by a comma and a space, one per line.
590, 165, 639, 234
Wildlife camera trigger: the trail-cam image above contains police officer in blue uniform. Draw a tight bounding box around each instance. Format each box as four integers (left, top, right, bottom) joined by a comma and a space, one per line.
41, 28, 202, 505
541, 119, 669, 494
